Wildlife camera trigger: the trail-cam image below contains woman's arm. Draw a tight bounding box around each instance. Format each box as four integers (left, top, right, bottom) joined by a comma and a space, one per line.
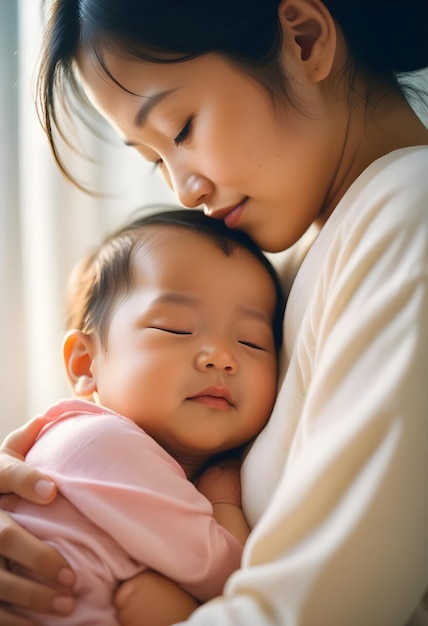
0, 420, 75, 621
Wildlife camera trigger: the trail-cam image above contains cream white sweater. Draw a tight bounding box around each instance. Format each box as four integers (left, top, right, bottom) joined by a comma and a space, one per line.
179, 147, 428, 626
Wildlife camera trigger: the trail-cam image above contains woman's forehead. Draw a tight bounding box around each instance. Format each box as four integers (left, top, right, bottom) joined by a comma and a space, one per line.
76, 45, 249, 108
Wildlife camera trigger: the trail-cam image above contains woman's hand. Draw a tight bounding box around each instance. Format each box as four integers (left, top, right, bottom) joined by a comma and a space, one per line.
0, 419, 75, 622
115, 571, 199, 626
0, 416, 59, 503
0, 510, 75, 624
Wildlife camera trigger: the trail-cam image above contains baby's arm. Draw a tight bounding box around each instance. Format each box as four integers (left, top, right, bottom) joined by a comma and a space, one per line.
196, 460, 250, 545
116, 460, 249, 626
115, 570, 199, 626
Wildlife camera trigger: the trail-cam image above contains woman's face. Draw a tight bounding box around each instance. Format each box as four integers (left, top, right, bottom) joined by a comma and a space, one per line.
77, 49, 348, 251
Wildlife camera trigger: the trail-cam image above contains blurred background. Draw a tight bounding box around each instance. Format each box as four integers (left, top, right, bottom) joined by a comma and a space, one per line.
0, 1, 173, 439
0, 1, 427, 440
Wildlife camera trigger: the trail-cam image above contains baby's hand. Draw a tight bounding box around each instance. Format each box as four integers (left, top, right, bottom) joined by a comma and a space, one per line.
196, 460, 241, 507
196, 459, 249, 545
115, 570, 198, 626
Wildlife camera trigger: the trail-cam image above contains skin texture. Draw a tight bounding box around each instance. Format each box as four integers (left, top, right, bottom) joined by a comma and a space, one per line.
1, 0, 428, 622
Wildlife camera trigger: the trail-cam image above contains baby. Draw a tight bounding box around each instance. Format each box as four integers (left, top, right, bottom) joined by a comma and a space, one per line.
4, 208, 284, 624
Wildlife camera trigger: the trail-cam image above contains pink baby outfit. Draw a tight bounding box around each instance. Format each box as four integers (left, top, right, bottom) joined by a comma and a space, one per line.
9, 399, 242, 625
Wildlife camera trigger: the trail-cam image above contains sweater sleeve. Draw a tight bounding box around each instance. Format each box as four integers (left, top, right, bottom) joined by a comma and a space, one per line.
27, 409, 242, 602
172, 149, 428, 625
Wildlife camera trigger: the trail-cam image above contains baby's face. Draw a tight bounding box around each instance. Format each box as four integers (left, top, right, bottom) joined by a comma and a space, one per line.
90, 226, 278, 467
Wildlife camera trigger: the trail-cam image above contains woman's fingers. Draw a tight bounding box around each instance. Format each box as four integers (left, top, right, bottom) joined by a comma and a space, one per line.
0, 565, 74, 616
0, 512, 74, 590
1, 416, 56, 459
0, 453, 56, 504
0, 512, 75, 618
0, 605, 34, 626
0, 417, 58, 503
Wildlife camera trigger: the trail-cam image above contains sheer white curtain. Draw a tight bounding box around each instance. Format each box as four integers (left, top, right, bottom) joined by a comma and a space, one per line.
0, 0, 173, 439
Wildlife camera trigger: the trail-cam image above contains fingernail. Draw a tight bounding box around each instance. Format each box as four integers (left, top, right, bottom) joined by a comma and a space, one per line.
57, 567, 75, 587
35, 479, 55, 499
52, 595, 74, 614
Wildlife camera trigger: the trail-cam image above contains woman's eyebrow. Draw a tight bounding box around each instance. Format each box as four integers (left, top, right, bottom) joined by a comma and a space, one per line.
134, 88, 178, 127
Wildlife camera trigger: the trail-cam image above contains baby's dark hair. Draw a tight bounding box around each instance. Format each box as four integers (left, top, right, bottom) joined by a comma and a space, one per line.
66, 208, 285, 353
38, 0, 428, 188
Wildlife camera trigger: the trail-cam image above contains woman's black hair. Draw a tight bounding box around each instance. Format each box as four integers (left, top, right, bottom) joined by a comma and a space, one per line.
324, 1, 428, 75
38, 0, 428, 186
67, 207, 286, 353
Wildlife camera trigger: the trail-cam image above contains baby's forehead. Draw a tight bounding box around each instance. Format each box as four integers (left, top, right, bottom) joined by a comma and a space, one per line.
129, 223, 277, 289
128, 224, 276, 303
131, 223, 240, 260
132, 225, 275, 298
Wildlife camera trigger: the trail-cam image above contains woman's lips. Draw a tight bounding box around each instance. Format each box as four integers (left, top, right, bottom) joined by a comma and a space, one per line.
209, 198, 248, 229
224, 201, 246, 228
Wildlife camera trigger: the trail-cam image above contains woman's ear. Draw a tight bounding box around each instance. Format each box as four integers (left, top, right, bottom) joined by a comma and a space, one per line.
63, 330, 97, 398
278, 0, 337, 82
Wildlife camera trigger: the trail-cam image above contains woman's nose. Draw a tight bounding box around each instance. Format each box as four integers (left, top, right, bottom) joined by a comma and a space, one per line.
173, 171, 214, 208
195, 345, 238, 374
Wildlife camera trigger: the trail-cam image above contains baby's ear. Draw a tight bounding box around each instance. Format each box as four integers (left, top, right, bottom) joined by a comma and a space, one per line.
63, 330, 97, 398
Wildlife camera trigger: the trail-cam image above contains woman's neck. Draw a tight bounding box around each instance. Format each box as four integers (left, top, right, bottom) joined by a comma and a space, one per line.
317, 87, 428, 226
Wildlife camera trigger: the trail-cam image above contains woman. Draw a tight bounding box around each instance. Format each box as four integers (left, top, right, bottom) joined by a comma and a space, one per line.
0, 0, 428, 624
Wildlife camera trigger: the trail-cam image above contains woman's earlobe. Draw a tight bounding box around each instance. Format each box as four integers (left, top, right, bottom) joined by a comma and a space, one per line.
63, 330, 97, 397
279, 0, 337, 82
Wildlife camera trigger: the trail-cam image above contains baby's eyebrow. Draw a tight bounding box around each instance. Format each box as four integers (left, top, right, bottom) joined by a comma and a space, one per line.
152, 292, 198, 307
133, 88, 178, 127
238, 305, 272, 326
151, 293, 272, 326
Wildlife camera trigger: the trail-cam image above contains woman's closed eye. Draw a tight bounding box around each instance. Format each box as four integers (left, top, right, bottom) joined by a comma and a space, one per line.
174, 117, 193, 147
143, 115, 194, 173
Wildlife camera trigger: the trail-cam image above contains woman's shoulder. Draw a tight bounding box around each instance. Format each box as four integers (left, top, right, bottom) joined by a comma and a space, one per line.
351, 146, 428, 210
333, 146, 428, 245
293, 146, 428, 308
367, 145, 428, 188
